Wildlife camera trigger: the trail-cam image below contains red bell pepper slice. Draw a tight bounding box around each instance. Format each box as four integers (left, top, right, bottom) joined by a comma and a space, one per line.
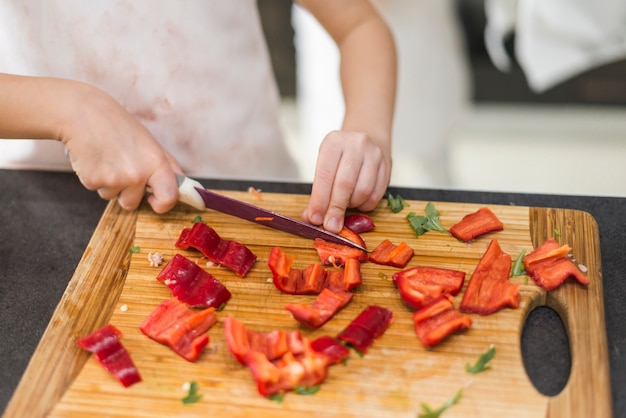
286, 288, 354, 328
344, 213, 376, 234
336, 305, 393, 354
413, 294, 472, 348
268, 247, 362, 295
157, 254, 232, 309
310, 336, 351, 364
460, 239, 520, 315
523, 237, 589, 291
175, 222, 257, 277
139, 298, 217, 362
449, 207, 504, 242
222, 316, 294, 364
368, 239, 414, 268
76, 324, 142, 387
313, 226, 368, 266
223, 318, 333, 397
392, 266, 466, 310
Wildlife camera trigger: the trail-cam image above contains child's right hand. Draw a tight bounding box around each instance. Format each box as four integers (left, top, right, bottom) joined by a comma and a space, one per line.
61, 82, 181, 213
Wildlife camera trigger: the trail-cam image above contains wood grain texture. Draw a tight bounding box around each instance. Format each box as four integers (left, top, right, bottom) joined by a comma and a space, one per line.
3, 191, 611, 418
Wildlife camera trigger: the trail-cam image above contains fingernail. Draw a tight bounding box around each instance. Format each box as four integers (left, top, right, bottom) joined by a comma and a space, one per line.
310, 212, 323, 225
326, 217, 341, 233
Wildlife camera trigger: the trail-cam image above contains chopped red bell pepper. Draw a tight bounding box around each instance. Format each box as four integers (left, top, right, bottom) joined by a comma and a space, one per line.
413, 294, 472, 348
175, 222, 257, 277
368, 239, 414, 268
392, 266, 466, 310
460, 239, 520, 315
343, 213, 376, 234
449, 207, 504, 242
286, 288, 354, 328
223, 317, 334, 397
156, 254, 232, 309
336, 305, 393, 354
222, 316, 294, 364
139, 298, 217, 362
313, 226, 368, 266
523, 237, 589, 291
268, 247, 362, 295
310, 336, 351, 364
76, 324, 142, 387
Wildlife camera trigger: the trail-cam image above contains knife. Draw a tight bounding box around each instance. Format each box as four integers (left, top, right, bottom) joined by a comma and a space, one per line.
174, 174, 368, 252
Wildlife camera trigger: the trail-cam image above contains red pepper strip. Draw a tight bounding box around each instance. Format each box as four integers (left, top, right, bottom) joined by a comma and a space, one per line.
139, 298, 217, 362
344, 213, 376, 234
222, 316, 293, 364
76, 324, 142, 387
268, 247, 362, 295
175, 222, 257, 277
392, 266, 466, 310
460, 240, 520, 315
243, 341, 330, 397
368, 239, 414, 268
449, 207, 504, 242
285, 288, 354, 328
156, 254, 232, 309
523, 237, 589, 290
313, 238, 368, 266
413, 294, 472, 348
336, 305, 393, 354
310, 336, 351, 364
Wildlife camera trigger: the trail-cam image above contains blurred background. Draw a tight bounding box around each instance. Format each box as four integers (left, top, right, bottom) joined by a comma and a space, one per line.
258, 0, 626, 197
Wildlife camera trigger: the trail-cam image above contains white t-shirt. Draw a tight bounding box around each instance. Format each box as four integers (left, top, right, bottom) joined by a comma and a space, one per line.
485, 0, 626, 92
0, 1, 299, 181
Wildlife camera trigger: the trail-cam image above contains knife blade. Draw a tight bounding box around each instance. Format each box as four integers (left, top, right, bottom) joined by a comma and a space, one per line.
174, 174, 367, 252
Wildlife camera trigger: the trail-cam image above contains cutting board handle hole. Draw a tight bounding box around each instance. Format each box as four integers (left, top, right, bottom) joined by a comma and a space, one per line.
521, 305, 571, 396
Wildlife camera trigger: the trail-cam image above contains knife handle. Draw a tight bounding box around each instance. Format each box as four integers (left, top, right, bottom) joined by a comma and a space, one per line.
146, 174, 206, 211
174, 174, 206, 211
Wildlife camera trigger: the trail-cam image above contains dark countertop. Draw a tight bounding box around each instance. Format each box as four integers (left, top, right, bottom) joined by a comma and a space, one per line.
1, 169, 624, 417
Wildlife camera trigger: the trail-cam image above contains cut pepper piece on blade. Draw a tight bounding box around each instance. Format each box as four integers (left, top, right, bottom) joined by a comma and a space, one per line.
313, 226, 368, 266
139, 298, 217, 362
368, 239, 414, 268
286, 288, 354, 329
449, 207, 504, 242
460, 240, 520, 315
76, 324, 142, 387
175, 222, 257, 277
392, 266, 466, 310
413, 294, 472, 348
157, 254, 232, 309
336, 305, 393, 354
523, 237, 589, 291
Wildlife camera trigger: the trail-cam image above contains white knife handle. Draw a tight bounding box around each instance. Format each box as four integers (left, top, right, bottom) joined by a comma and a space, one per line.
145, 174, 206, 211
174, 174, 206, 211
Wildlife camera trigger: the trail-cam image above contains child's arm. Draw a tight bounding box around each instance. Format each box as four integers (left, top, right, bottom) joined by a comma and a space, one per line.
0, 73, 180, 213
297, 0, 397, 233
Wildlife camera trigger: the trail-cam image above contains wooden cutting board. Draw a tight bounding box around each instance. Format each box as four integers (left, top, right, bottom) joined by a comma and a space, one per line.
3, 191, 612, 418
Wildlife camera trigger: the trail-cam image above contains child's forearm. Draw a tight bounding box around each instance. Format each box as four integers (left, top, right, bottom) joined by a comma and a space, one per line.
0, 73, 83, 141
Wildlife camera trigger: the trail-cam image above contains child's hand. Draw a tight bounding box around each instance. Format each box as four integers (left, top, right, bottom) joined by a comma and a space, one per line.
61, 84, 180, 213
302, 130, 391, 233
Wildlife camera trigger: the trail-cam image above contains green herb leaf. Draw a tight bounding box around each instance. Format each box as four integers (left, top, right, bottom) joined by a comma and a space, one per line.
192, 215, 204, 224
387, 193, 407, 213
466, 345, 496, 374
294, 385, 320, 395
510, 250, 527, 277
182, 381, 203, 404
268, 393, 284, 403
406, 203, 448, 236
418, 389, 462, 418
129, 246, 140, 253
553, 228, 561, 237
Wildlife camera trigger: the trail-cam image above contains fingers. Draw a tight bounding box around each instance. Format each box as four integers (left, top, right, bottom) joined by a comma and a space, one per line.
304, 131, 390, 234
